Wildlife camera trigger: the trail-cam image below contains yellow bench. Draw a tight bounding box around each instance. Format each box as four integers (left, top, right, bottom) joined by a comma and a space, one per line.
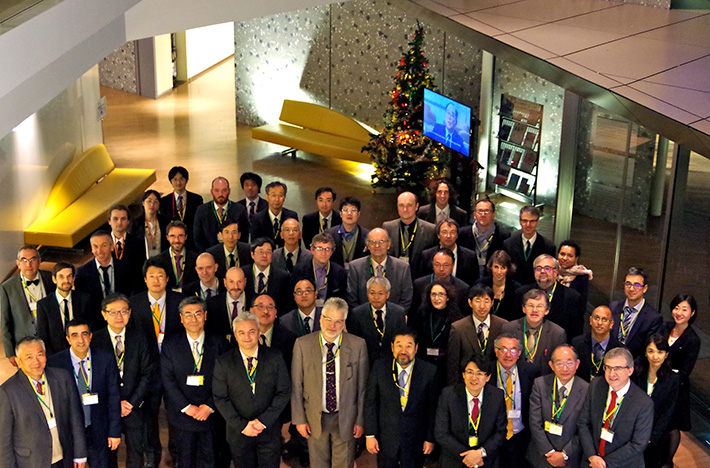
24, 144, 156, 248
251, 99, 377, 165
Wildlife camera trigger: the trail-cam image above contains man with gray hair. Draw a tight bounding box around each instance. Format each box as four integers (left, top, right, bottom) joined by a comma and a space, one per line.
213, 310, 291, 468
347, 277, 407, 365
292, 297, 369, 468
517, 254, 584, 340
577, 347, 653, 468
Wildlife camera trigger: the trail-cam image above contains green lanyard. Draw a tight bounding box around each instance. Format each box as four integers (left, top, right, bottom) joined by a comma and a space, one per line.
192, 343, 205, 373
319, 332, 343, 364
523, 319, 542, 361
497, 362, 517, 409
551, 377, 572, 422
170, 250, 184, 284
28, 375, 53, 418
399, 221, 418, 255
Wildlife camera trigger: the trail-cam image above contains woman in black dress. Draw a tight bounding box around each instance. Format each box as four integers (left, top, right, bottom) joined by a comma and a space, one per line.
476, 250, 521, 322
663, 294, 700, 466
632, 334, 679, 468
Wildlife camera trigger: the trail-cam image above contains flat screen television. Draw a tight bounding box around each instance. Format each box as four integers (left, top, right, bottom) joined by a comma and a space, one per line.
423, 88, 472, 157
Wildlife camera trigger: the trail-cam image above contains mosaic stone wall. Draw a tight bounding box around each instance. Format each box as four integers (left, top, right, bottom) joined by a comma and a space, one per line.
98, 41, 139, 94
491, 60, 564, 206
234, 0, 482, 128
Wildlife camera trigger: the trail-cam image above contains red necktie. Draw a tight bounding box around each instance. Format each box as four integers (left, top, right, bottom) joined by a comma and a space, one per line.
471, 397, 479, 423
36, 381, 44, 395
599, 390, 617, 456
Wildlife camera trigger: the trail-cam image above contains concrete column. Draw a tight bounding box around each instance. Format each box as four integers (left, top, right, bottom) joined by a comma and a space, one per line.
477, 51, 495, 194
650, 136, 669, 217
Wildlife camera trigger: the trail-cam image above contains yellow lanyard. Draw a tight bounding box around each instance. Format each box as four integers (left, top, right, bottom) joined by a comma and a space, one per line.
192, 343, 205, 373
497, 362, 517, 408
523, 320, 542, 361
603, 394, 625, 426
170, 250, 184, 284
619, 301, 643, 340
468, 396, 483, 434
392, 359, 413, 398
399, 221, 418, 254
372, 307, 385, 338
551, 377, 572, 421
319, 333, 343, 365
21, 278, 40, 303
313, 261, 330, 295
28, 375, 53, 418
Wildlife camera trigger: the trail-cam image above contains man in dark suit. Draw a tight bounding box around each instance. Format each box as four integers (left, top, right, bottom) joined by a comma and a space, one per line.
152, 220, 198, 292
183, 252, 225, 299
577, 347, 653, 468
432, 103, 465, 152
291, 298, 369, 468
92, 293, 157, 468
382, 191, 437, 264
347, 277, 407, 365
47, 319, 122, 468
527, 344, 590, 468
206, 267, 247, 346
516, 254, 584, 340
364, 328, 438, 468
242, 238, 291, 314
447, 284, 508, 385
503, 206, 556, 285
271, 218, 312, 273
213, 311, 291, 468
161, 296, 229, 468
416, 218, 479, 285
492, 333, 539, 468
281, 279, 321, 338
108, 204, 146, 289
237, 172, 269, 224
1, 245, 55, 367
291, 233, 347, 308
609, 267, 663, 359
572, 306, 621, 382
417, 179, 468, 227
250, 293, 297, 367
302, 187, 342, 249
193, 176, 249, 252
0, 336, 88, 467
326, 196, 369, 269
206, 218, 252, 279
37, 261, 91, 356
502, 289, 567, 376
411, 249, 470, 315
75, 231, 133, 327
249, 181, 299, 248
347, 228, 413, 311
435, 355, 507, 468
159, 166, 204, 251
458, 199, 510, 278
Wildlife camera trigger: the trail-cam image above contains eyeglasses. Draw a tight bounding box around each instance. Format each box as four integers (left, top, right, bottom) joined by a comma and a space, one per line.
181, 311, 205, 320
603, 365, 630, 373
312, 247, 333, 253
525, 305, 548, 311
105, 309, 130, 316
464, 370, 488, 377
624, 282, 644, 289
430, 292, 447, 298
282, 228, 301, 233
367, 240, 387, 246
534, 266, 555, 273
553, 360, 576, 369
591, 315, 611, 323
368, 290, 388, 297
341, 209, 359, 214
254, 249, 272, 256
496, 347, 519, 356
18, 257, 39, 264
294, 289, 315, 295
254, 304, 277, 312
432, 262, 453, 269
475, 209, 492, 215
520, 219, 539, 224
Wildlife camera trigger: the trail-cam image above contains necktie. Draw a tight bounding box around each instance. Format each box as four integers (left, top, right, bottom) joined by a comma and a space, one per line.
471, 397, 480, 425
247, 356, 254, 373
231, 301, 239, 319
557, 385, 567, 407
116, 240, 123, 259
524, 240, 532, 258
322, 218, 328, 231
217, 206, 225, 221
527, 329, 537, 362
228, 253, 236, 269
115, 335, 124, 370
376, 264, 384, 277
249, 201, 256, 219
260, 334, 267, 346
193, 341, 201, 362
446, 134, 452, 146
257, 272, 265, 293
99, 265, 111, 296
398, 369, 407, 407
36, 381, 44, 395
375, 309, 384, 334
286, 252, 294, 272
177, 195, 184, 216
599, 391, 618, 456
175, 253, 184, 284
325, 342, 337, 413
477, 323, 486, 349
79, 359, 91, 426
26, 279, 39, 286
62, 299, 70, 328
505, 370, 514, 439
619, 306, 634, 342
437, 209, 447, 224
205, 288, 213, 299
303, 316, 311, 334
273, 217, 280, 237
593, 342, 604, 362
152, 302, 161, 338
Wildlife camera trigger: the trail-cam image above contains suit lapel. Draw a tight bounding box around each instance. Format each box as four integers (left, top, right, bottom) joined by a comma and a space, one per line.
462, 318, 483, 354
338, 335, 351, 393
557, 378, 583, 425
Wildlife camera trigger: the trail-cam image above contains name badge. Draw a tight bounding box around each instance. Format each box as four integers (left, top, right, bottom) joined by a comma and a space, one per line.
545, 421, 563, 436
400, 256, 409, 263
226, 334, 232, 342
251, 382, 256, 394
29, 302, 38, 312
82, 393, 99, 406
507, 409, 521, 419
158, 332, 165, 345
468, 436, 478, 447
186, 375, 204, 387
172, 287, 183, 293
315, 299, 325, 308
601, 428, 614, 443
426, 347, 441, 357
47, 418, 57, 429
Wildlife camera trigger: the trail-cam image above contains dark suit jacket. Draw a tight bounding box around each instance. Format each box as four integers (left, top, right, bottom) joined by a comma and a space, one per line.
129, 213, 170, 254
325, 224, 370, 267
290, 260, 347, 303
36, 291, 92, 355
91, 326, 156, 408
0, 367, 87, 468
0, 270, 55, 358
347, 256, 413, 312
129, 291, 184, 345
302, 211, 342, 249
206, 242, 252, 280
503, 231, 556, 286
279, 308, 321, 337
458, 223, 510, 267
501, 318, 567, 376
416, 245, 480, 286
571, 333, 622, 382
412, 275, 470, 318
193, 201, 249, 253
527, 374, 590, 468
347, 302, 407, 365
241, 265, 291, 315
47, 348, 122, 440
237, 197, 269, 218
161, 331, 229, 431
517, 282, 584, 340
364, 357, 439, 463
447, 314, 508, 385
213, 345, 291, 441
74, 259, 133, 324
151, 248, 199, 291
383, 218, 437, 263
271, 247, 312, 273
249, 208, 299, 248
631, 369, 678, 444
475, 276, 523, 322
435, 383, 507, 468
577, 378, 653, 467
494, 359, 539, 428
663, 322, 700, 430
268, 321, 297, 370
182, 280, 225, 299
159, 190, 204, 251
609, 300, 662, 358
205, 293, 242, 346
417, 203, 469, 227
112, 233, 147, 288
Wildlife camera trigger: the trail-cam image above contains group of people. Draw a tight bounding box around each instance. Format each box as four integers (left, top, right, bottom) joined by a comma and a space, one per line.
0, 166, 700, 468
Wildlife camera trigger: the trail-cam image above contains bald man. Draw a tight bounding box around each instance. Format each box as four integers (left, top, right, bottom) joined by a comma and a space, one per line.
382, 192, 437, 264
206, 267, 247, 347
183, 253, 225, 299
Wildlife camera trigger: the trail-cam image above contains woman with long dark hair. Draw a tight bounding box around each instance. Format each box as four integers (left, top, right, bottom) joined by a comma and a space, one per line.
130, 189, 170, 259
476, 250, 521, 322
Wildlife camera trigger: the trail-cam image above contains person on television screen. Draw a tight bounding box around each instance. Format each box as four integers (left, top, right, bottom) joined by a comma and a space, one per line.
433, 103, 464, 152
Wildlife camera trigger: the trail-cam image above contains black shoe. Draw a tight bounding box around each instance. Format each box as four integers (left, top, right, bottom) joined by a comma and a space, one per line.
299, 453, 310, 467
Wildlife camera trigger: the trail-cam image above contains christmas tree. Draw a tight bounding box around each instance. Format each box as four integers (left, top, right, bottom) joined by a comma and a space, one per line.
364, 22, 452, 190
